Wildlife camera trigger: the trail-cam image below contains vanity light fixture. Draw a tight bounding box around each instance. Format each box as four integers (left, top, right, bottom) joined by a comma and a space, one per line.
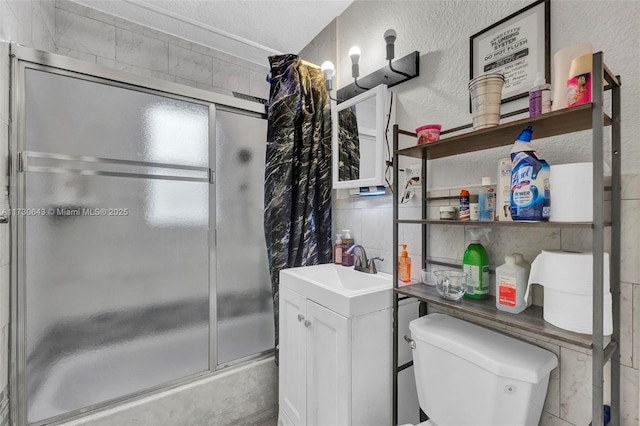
337, 29, 419, 103
321, 60, 340, 102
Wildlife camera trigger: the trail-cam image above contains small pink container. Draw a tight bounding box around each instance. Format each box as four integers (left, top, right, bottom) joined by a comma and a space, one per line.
416, 124, 441, 144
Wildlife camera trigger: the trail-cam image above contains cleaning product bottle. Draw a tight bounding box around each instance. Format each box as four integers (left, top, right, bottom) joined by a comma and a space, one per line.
462, 228, 491, 299
510, 126, 551, 221
478, 177, 495, 221
334, 233, 343, 265
495, 255, 529, 313
342, 230, 354, 266
459, 189, 470, 221
398, 244, 411, 283
529, 72, 551, 117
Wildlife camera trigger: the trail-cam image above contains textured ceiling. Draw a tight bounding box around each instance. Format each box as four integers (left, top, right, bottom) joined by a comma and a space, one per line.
72, 0, 352, 66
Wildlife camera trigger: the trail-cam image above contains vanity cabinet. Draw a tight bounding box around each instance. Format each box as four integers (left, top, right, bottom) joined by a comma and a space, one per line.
278, 284, 392, 426
391, 53, 621, 425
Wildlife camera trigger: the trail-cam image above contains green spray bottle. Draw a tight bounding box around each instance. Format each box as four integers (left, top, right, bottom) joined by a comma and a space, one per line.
463, 228, 491, 299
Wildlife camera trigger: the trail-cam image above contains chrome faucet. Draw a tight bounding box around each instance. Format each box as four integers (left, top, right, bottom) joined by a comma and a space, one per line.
346, 244, 384, 274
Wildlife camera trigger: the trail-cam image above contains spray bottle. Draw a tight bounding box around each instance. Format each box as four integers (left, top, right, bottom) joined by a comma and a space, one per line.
463, 228, 491, 299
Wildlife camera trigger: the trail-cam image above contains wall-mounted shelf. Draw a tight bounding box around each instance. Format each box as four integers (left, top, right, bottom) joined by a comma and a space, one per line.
396, 103, 611, 160
396, 219, 608, 228
395, 283, 597, 349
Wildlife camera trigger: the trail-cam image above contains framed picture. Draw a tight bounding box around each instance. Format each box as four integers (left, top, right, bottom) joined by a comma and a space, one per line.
470, 0, 550, 105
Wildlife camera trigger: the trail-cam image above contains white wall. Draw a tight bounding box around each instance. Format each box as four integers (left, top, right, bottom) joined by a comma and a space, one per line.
325, 1, 639, 425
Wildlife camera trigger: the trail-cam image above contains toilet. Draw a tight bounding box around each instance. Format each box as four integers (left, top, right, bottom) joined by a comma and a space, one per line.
402, 313, 558, 426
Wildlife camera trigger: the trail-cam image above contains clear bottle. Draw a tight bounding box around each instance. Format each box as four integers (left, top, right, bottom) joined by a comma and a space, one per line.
341, 229, 355, 266
513, 252, 532, 305
478, 177, 495, 221
398, 244, 411, 283
334, 233, 343, 265
495, 255, 529, 313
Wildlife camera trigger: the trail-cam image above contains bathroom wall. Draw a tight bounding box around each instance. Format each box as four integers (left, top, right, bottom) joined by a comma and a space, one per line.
0, 1, 276, 425
0, 2, 57, 424
308, 0, 640, 425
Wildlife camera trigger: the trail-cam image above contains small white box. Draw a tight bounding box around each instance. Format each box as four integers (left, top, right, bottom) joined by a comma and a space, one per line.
497, 157, 512, 221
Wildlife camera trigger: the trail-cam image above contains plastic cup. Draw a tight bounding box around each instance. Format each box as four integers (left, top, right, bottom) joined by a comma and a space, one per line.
434, 270, 468, 300
468, 74, 505, 130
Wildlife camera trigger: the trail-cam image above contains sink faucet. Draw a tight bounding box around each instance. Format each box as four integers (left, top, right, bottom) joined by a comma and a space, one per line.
346, 244, 384, 274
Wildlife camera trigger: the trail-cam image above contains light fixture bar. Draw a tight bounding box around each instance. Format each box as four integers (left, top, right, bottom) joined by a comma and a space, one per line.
337, 51, 420, 103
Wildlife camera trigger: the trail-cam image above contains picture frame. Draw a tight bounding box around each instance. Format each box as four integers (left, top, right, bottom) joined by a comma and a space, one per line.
470, 0, 550, 106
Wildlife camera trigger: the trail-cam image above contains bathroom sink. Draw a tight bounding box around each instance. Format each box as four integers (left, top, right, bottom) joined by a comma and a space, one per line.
280, 264, 392, 317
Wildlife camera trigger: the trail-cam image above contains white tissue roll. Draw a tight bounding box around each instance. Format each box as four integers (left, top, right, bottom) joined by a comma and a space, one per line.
526, 250, 612, 335
544, 290, 613, 335
550, 162, 593, 222
551, 43, 593, 111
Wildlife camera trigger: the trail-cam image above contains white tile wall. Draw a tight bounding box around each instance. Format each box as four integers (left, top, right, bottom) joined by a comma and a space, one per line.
55, 8, 116, 59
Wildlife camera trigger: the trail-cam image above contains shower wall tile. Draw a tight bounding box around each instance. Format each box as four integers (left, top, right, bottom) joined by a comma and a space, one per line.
55, 8, 115, 59
622, 173, 640, 200
634, 284, 640, 370
32, 0, 55, 53
115, 28, 168, 73
620, 200, 640, 284
3, 0, 32, 45
249, 69, 270, 100
55, 46, 97, 63
620, 282, 634, 367
539, 412, 573, 426
168, 44, 212, 86
55, 0, 89, 17
96, 57, 175, 83
360, 207, 392, 252
211, 60, 251, 95
621, 364, 640, 425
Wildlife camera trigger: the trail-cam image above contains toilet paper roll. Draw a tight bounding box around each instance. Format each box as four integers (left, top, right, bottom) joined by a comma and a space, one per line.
527, 250, 610, 295
550, 163, 593, 222
544, 289, 613, 335
551, 43, 593, 111
526, 250, 612, 335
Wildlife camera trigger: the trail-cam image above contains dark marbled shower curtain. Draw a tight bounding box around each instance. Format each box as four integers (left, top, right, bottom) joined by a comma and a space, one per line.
264, 54, 332, 364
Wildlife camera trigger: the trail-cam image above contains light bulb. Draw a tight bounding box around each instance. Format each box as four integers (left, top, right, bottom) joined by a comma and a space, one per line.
321, 60, 335, 79
348, 46, 361, 65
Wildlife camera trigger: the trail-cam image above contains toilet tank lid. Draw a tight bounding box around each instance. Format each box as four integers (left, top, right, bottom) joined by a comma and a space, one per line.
409, 314, 558, 384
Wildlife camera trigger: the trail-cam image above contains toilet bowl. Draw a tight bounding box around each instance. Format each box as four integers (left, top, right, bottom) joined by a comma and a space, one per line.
402, 313, 558, 426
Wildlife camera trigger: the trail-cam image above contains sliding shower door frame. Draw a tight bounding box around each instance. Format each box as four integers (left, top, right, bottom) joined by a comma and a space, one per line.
9, 44, 269, 426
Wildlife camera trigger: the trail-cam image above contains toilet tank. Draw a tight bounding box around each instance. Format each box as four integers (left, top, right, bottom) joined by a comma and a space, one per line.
409, 314, 557, 426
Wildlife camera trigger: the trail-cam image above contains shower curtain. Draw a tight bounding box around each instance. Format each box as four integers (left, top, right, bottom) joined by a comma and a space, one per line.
264, 54, 332, 363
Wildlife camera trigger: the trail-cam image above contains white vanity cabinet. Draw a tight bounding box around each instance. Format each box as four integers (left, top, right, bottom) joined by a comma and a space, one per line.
278, 265, 392, 426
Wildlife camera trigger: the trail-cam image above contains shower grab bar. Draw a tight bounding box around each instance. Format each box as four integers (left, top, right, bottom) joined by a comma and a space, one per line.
19, 151, 212, 183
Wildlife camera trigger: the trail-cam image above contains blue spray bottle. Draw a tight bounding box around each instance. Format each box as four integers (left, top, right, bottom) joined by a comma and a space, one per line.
510, 126, 550, 221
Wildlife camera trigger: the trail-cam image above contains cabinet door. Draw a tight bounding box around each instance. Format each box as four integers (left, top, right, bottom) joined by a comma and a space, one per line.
306, 300, 350, 426
279, 288, 307, 425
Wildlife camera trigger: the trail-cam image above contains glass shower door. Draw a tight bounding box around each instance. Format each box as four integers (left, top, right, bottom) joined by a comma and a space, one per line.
20, 69, 211, 423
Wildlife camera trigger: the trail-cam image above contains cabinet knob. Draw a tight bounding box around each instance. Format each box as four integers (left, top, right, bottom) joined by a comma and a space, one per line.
304, 320, 311, 328
297, 314, 305, 322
